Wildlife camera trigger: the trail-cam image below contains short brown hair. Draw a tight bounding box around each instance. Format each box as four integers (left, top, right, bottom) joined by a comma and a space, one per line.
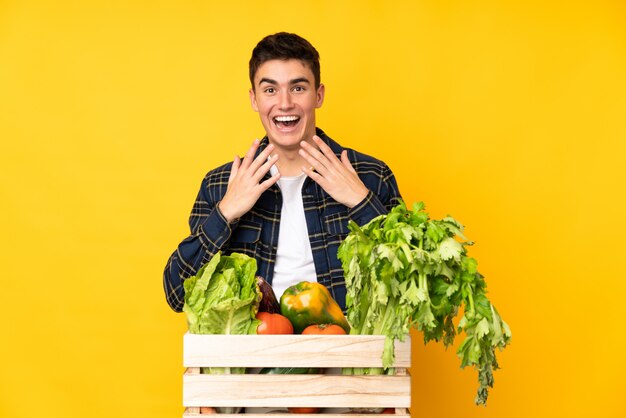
249, 32, 321, 90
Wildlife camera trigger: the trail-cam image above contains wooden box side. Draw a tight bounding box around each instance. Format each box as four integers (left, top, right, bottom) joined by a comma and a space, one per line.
183, 411, 411, 418
182, 372, 411, 409
183, 334, 411, 368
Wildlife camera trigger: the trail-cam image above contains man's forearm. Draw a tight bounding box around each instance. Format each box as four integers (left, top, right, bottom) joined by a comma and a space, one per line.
163, 205, 235, 312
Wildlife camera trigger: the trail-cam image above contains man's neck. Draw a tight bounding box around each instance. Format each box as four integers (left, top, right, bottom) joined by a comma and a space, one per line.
269, 138, 316, 177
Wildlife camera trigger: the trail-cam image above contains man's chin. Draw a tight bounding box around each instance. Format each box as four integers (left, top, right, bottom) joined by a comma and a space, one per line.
268, 129, 308, 146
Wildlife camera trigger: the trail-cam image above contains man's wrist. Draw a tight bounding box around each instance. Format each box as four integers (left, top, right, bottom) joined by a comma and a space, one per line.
348, 190, 388, 227
217, 200, 238, 224
345, 189, 369, 209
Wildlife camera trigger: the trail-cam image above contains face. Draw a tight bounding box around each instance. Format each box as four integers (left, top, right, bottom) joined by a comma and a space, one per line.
250, 59, 325, 150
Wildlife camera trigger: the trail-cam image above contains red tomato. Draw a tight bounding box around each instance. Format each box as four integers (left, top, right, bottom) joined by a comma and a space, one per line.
256, 312, 294, 334
382, 408, 395, 414
288, 407, 321, 414
302, 324, 347, 335
199, 406, 216, 414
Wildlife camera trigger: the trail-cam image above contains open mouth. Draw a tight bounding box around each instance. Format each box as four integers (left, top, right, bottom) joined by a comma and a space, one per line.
273, 115, 301, 129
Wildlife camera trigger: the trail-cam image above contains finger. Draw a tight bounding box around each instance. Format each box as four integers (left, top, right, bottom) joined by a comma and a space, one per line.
312, 135, 343, 169
258, 171, 281, 191
299, 141, 331, 173
341, 150, 357, 173
229, 155, 241, 184
253, 153, 279, 182
298, 146, 327, 175
248, 143, 275, 173
301, 165, 329, 188
241, 139, 261, 168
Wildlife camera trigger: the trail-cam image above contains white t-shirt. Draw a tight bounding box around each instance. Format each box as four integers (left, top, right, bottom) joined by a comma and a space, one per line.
270, 166, 317, 300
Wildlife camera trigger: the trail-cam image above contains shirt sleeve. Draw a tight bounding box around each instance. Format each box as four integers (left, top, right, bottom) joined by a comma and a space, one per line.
348, 163, 402, 226
163, 174, 236, 312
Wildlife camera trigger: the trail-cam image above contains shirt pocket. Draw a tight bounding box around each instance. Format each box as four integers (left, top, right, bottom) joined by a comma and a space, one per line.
323, 212, 350, 237
231, 219, 262, 244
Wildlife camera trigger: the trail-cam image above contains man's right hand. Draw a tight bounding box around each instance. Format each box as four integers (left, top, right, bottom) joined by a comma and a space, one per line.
218, 139, 280, 223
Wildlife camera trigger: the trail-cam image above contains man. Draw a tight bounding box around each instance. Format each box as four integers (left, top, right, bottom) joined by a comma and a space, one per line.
164, 32, 402, 312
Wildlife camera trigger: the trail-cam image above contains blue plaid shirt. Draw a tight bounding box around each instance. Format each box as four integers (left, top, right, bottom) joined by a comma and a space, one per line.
164, 128, 402, 312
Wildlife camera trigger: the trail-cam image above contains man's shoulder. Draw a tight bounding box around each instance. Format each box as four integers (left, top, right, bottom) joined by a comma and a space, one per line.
202, 161, 234, 184
345, 147, 389, 167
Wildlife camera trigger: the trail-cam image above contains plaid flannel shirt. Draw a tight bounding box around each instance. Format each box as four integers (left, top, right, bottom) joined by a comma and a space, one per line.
164, 128, 402, 312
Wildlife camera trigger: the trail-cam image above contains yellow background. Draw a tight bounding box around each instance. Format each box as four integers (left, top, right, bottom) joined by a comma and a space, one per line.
1, 1, 625, 417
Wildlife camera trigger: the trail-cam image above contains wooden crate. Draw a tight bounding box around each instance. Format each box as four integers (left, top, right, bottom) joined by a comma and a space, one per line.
182, 333, 411, 417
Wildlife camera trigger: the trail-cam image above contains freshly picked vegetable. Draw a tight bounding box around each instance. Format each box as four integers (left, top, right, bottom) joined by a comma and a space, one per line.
183, 251, 261, 413
338, 201, 511, 405
256, 311, 294, 334
280, 281, 350, 334
259, 367, 320, 374
302, 324, 347, 334
257, 276, 281, 314
183, 251, 260, 345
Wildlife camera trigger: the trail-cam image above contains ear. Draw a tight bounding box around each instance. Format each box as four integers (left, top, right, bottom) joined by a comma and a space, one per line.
315, 83, 325, 109
249, 88, 259, 112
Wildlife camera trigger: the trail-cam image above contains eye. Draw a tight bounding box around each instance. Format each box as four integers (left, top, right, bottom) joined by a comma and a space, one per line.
293, 86, 306, 92
264, 87, 275, 94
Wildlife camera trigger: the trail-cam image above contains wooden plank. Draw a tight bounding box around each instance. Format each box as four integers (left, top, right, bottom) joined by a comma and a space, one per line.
183, 334, 411, 368
183, 374, 410, 408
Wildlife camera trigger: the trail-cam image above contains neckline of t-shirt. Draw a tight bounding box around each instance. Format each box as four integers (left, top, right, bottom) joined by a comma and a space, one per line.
279, 173, 306, 182
269, 161, 306, 182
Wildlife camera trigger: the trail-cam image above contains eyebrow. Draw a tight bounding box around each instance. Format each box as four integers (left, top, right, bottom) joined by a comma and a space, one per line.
258, 77, 311, 86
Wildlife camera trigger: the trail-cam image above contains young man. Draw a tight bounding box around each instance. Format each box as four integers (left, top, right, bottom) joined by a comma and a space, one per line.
164, 32, 401, 312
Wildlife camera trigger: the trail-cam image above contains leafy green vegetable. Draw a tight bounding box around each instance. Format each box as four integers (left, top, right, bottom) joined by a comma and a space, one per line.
183, 251, 261, 374
338, 201, 511, 405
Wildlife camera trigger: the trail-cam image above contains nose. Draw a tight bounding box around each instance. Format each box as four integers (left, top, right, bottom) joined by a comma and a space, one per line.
278, 90, 294, 110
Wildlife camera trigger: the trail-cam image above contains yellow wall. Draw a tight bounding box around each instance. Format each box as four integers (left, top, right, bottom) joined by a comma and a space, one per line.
1, 1, 625, 417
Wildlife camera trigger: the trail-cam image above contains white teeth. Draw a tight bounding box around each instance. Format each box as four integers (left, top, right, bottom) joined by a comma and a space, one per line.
274, 116, 299, 122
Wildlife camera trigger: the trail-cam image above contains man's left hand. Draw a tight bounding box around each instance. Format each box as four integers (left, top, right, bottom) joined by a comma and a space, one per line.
299, 135, 368, 209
